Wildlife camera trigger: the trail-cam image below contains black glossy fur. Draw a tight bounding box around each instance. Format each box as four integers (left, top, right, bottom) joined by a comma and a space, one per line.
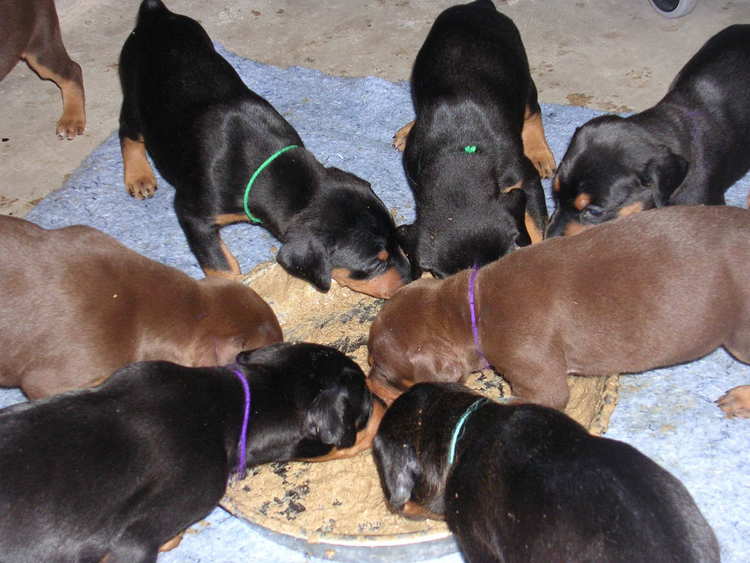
398, 0, 549, 278
0, 343, 372, 563
118, 0, 409, 297
373, 383, 719, 563
548, 24, 750, 237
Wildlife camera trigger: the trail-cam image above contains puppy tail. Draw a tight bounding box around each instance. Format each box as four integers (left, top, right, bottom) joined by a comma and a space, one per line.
139, 0, 167, 16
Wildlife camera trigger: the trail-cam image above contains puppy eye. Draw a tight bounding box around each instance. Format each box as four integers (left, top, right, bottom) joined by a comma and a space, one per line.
582, 205, 604, 218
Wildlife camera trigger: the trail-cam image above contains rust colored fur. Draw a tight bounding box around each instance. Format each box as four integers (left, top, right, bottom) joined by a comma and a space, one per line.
0, 216, 282, 398
368, 206, 750, 412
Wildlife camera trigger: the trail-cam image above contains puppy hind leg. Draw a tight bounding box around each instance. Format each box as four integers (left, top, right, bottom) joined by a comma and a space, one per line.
522, 105, 556, 179
503, 363, 571, 411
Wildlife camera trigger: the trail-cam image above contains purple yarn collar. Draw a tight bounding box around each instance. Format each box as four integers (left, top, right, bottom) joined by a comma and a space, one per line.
231, 369, 251, 477
468, 265, 491, 369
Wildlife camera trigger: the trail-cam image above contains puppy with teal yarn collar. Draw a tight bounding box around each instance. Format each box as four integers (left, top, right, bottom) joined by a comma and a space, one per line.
373, 383, 719, 563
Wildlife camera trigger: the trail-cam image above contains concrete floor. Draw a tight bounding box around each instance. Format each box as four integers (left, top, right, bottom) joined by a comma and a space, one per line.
1, 0, 748, 217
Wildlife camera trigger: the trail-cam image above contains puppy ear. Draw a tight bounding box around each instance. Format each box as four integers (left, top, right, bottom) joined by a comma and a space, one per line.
303, 386, 358, 448
373, 435, 420, 510
277, 234, 332, 292
501, 188, 531, 247
643, 146, 688, 206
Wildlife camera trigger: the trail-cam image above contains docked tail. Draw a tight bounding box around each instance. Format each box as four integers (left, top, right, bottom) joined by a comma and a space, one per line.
138, 0, 168, 21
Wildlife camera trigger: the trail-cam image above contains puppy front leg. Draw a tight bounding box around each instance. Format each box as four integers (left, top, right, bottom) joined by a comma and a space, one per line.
392, 120, 415, 151
522, 104, 556, 179
175, 207, 243, 279
22, 1, 85, 139
521, 176, 548, 244
716, 385, 750, 418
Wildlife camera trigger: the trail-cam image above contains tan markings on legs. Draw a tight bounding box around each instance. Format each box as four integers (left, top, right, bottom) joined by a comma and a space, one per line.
500, 182, 543, 243
522, 105, 556, 179
402, 501, 445, 521
121, 136, 158, 199
366, 373, 403, 406
23, 53, 85, 139
331, 266, 405, 299
617, 201, 645, 217
574, 192, 591, 211
219, 238, 242, 275
392, 120, 415, 152
298, 398, 386, 462
159, 531, 185, 552
215, 213, 250, 226
716, 385, 750, 418
201, 236, 243, 279
200, 237, 243, 279
524, 213, 544, 244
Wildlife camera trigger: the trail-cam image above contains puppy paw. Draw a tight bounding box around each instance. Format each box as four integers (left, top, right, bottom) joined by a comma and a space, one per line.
392, 120, 414, 152
529, 149, 556, 179
716, 385, 750, 418
56, 112, 86, 140
125, 171, 158, 199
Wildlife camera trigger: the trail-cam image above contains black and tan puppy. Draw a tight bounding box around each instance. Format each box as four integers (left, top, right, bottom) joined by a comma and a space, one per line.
0, 0, 85, 138
373, 383, 720, 563
368, 205, 750, 417
118, 0, 410, 298
548, 25, 750, 237
393, 0, 554, 278
0, 343, 383, 562
0, 215, 282, 399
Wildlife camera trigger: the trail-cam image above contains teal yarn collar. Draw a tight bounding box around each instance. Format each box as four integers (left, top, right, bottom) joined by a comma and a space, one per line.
243, 144, 300, 224
446, 397, 489, 465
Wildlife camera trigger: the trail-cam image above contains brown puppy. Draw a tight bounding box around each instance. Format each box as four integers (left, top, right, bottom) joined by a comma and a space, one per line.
0, 0, 85, 138
0, 216, 282, 398
368, 205, 750, 415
